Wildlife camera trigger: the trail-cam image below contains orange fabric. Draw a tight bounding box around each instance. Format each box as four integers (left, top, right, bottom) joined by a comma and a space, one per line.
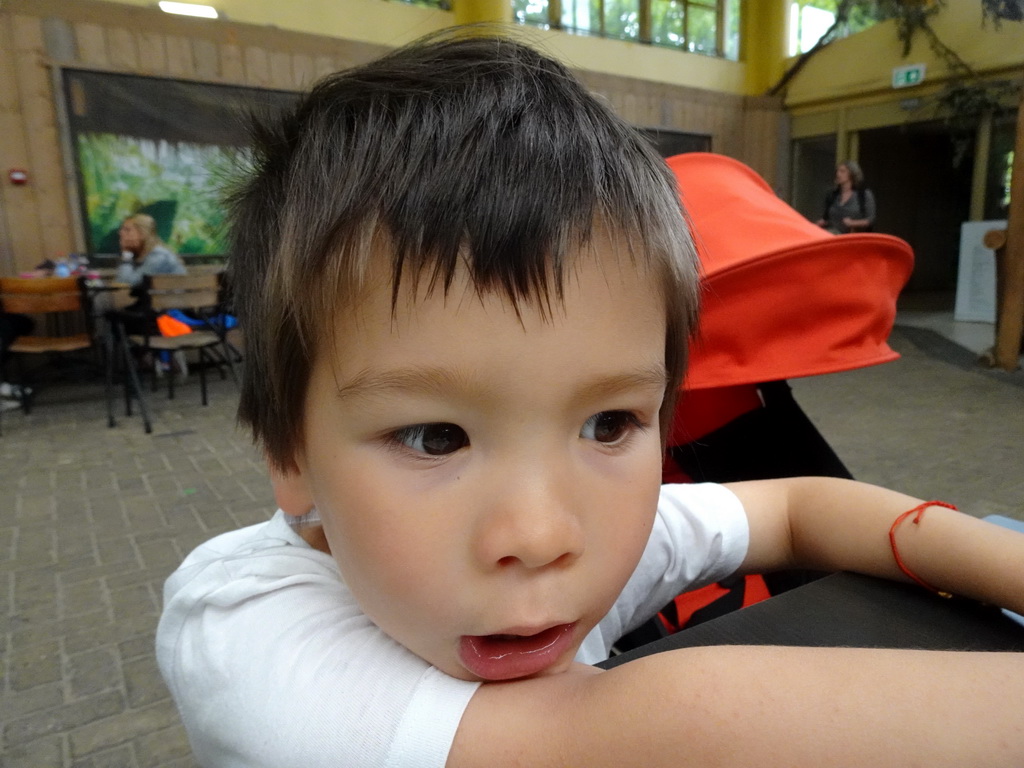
667, 153, 914, 390
662, 575, 772, 631
157, 314, 193, 337
663, 582, 729, 631
667, 384, 763, 446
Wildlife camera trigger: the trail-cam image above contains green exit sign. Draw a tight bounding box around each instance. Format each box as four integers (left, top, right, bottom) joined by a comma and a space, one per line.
892, 64, 926, 89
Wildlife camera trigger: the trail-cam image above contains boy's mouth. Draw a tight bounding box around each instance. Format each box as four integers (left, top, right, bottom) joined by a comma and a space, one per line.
458, 623, 577, 681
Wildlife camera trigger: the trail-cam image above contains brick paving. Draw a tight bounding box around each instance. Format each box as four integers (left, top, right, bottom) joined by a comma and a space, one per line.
0, 327, 1021, 767
1, 374, 273, 767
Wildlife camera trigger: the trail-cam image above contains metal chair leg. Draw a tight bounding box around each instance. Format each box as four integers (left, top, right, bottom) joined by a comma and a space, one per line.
105, 327, 117, 428
116, 324, 152, 433
199, 348, 209, 406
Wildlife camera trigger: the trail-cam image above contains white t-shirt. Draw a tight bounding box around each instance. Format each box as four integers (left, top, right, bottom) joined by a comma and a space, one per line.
156, 483, 748, 767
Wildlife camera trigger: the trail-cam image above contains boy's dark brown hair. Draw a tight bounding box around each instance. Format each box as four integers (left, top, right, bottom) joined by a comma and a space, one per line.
227, 30, 700, 471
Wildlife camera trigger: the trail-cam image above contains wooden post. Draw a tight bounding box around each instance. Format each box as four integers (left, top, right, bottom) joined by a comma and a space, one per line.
980, 228, 1008, 368
993, 90, 1024, 371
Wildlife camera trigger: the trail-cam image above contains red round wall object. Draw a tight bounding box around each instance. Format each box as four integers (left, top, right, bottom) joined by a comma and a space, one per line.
8, 169, 28, 185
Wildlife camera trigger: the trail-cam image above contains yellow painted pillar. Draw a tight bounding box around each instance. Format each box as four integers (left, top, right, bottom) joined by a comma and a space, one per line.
969, 111, 993, 221
994, 96, 1024, 371
742, 0, 789, 95
453, 0, 513, 25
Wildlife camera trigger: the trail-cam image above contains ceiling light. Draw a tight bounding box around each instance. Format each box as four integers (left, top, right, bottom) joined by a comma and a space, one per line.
158, 2, 218, 19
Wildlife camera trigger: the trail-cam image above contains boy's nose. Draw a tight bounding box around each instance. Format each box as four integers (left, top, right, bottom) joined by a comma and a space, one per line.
473, 471, 585, 571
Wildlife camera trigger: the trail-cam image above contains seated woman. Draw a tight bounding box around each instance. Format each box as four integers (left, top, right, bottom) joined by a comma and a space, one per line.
112, 214, 188, 374
115, 213, 186, 287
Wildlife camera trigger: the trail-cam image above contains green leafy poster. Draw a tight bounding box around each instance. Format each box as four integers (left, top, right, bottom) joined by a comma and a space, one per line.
64, 69, 298, 258
77, 133, 245, 256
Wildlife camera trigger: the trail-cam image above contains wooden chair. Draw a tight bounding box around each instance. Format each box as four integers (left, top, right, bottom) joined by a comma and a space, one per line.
106, 273, 233, 432
0, 276, 93, 415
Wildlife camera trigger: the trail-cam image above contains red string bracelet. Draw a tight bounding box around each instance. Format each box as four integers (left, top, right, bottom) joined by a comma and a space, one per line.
889, 500, 958, 597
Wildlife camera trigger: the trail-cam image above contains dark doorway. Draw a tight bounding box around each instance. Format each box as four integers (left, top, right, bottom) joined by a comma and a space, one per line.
791, 134, 837, 223
858, 121, 973, 302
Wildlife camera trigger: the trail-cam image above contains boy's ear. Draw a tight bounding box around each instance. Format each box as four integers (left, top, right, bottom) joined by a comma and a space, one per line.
269, 462, 315, 517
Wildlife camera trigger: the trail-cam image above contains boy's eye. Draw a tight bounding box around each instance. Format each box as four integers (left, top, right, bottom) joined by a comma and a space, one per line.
580, 411, 641, 444
390, 423, 469, 456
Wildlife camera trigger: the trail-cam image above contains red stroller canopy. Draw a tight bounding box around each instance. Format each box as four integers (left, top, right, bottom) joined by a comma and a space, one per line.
669, 153, 914, 390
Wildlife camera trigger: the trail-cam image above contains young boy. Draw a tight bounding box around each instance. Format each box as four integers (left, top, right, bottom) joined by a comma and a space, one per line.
156, 32, 1024, 767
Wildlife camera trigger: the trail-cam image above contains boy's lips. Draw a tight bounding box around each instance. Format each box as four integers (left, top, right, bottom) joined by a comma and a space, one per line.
458, 623, 577, 681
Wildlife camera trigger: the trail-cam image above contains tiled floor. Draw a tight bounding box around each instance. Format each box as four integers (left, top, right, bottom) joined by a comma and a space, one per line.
1, 317, 1021, 766
896, 312, 995, 356
1, 374, 272, 768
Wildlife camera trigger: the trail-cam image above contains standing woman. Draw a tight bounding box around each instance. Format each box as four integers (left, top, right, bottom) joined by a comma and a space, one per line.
115, 213, 187, 286
817, 160, 876, 234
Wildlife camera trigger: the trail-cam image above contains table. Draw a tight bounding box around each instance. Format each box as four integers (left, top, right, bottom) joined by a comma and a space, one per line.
601, 570, 1024, 670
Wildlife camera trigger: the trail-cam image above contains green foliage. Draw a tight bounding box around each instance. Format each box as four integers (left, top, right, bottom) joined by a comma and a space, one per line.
513, 0, 550, 25
77, 133, 245, 256
789, 0, 884, 53
513, 0, 735, 57
604, 0, 640, 40
650, 0, 718, 54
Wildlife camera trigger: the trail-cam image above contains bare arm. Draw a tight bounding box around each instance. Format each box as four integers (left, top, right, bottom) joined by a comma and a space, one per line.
842, 215, 872, 230
449, 477, 1024, 767
451, 647, 1024, 767
731, 477, 1024, 615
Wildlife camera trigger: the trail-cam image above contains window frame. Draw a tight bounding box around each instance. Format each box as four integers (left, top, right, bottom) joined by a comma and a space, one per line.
521, 0, 730, 57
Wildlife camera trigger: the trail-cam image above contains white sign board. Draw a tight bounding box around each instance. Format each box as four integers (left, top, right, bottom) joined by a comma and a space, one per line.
954, 220, 1004, 323
892, 63, 926, 89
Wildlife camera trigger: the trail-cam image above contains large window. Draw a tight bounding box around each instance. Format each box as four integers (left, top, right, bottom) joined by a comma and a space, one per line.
650, 0, 718, 55
392, 0, 451, 8
788, 0, 879, 56
514, 0, 741, 59
560, 0, 641, 41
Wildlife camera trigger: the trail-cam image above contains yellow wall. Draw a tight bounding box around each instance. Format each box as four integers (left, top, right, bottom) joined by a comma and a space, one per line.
105, 0, 750, 93
786, 4, 1024, 110
112, 0, 453, 47
741, 0, 788, 94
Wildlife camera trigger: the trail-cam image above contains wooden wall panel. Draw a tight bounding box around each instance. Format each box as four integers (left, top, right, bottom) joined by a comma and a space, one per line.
138, 30, 168, 74
220, 43, 245, 83
193, 38, 219, 80
75, 22, 108, 67
293, 54, 316, 90
0, 17, 35, 274
739, 96, 786, 186
165, 35, 195, 78
578, 69, 750, 162
244, 46, 271, 88
315, 54, 339, 80
13, 14, 73, 268
269, 51, 294, 90
107, 26, 138, 71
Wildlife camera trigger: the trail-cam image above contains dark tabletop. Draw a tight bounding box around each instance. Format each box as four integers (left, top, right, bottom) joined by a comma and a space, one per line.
601, 571, 1024, 670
